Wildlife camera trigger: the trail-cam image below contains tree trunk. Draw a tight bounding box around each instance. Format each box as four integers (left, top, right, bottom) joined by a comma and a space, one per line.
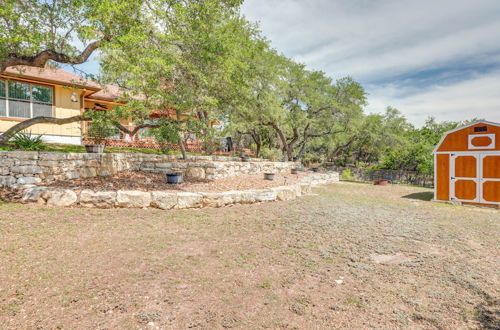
263, 122, 289, 161
249, 129, 261, 158
320, 138, 355, 166
175, 109, 187, 159
296, 138, 308, 160
0, 115, 89, 144
178, 136, 187, 160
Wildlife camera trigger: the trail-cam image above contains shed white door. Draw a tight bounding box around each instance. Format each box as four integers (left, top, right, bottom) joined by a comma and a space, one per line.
450, 153, 500, 204
450, 154, 480, 202
481, 155, 500, 204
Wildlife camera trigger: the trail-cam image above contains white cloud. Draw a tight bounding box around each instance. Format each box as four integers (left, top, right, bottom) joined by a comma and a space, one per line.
242, 0, 500, 125
366, 69, 500, 126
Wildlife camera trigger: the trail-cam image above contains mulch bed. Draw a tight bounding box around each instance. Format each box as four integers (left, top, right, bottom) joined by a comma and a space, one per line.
38, 170, 310, 193
0, 188, 23, 203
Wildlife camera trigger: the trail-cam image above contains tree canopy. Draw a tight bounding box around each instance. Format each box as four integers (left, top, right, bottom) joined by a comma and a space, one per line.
0, 0, 144, 72
0, 0, 478, 175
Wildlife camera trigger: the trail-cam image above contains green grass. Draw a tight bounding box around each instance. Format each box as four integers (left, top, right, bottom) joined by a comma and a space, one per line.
46, 144, 165, 154
1, 142, 207, 155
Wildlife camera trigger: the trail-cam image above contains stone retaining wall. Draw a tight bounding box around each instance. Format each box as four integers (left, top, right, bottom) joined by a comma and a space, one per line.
0, 151, 298, 187
21, 172, 339, 209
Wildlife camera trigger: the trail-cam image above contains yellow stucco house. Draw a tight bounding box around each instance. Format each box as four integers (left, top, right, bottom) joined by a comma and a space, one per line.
0, 66, 124, 145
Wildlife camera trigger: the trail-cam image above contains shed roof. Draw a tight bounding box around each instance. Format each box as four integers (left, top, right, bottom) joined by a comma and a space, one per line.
433, 120, 500, 153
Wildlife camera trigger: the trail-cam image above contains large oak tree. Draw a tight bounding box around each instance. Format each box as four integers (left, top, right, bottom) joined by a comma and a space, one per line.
0, 0, 144, 143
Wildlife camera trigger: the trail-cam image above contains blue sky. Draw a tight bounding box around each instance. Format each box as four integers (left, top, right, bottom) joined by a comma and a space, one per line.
71, 0, 500, 126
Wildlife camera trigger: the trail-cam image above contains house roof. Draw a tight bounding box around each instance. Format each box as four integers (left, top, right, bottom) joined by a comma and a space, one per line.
4, 66, 101, 91
88, 84, 124, 101
2, 66, 124, 101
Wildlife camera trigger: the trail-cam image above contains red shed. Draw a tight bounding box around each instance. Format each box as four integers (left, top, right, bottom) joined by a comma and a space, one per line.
434, 121, 500, 207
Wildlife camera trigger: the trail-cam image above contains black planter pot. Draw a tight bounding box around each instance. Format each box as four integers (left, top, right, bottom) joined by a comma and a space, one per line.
311, 167, 319, 172
291, 168, 299, 175
241, 156, 250, 162
166, 172, 184, 184
264, 173, 275, 181
85, 144, 105, 153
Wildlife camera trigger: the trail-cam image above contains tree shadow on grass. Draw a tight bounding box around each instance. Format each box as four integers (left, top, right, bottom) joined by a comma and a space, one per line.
474, 302, 500, 329
402, 191, 434, 201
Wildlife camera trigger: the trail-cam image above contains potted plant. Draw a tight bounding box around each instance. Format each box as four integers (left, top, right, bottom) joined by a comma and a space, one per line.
310, 163, 320, 172
166, 171, 184, 184
84, 111, 118, 153
264, 173, 275, 180
240, 153, 250, 162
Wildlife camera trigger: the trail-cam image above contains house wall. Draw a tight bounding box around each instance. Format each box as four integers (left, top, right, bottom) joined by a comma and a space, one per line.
0, 86, 83, 142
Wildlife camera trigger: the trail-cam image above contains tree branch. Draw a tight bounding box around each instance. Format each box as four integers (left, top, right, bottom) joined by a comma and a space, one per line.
320, 138, 355, 166
0, 115, 90, 144
112, 122, 161, 136
1, 39, 106, 72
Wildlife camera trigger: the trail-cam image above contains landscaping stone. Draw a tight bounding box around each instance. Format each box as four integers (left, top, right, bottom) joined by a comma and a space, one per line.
79, 190, 117, 208
11, 165, 43, 174
44, 189, 78, 207
0, 176, 17, 187
176, 192, 203, 209
12, 151, 39, 160
251, 189, 277, 202
238, 190, 257, 204
17, 176, 41, 185
116, 190, 152, 208
14, 171, 340, 209
22, 186, 50, 203
151, 191, 178, 210
201, 191, 244, 207
201, 192, 226, 207
272, 186, 296, 201
185, 167, 206, 179
0, 151, 300, 186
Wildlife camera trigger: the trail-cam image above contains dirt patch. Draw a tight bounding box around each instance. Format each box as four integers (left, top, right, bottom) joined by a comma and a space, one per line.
0, 182, 498, 328
39, 170, 309, 193
370, 253, 413, 264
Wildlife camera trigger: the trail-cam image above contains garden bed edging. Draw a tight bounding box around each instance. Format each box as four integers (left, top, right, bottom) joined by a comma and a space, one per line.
0, 151, 298, 187
20, 172, 339, 209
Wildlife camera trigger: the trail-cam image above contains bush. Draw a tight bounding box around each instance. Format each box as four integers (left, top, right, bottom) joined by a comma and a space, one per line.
11, 132, 46, 151
341, 169, 353, 181
260, 147, 282, 161
301, 155, 322, 167
150, 121, 180, 154
85, 110, 118, 145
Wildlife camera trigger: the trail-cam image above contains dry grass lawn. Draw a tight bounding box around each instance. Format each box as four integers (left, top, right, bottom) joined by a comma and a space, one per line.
0, 182, 498, 329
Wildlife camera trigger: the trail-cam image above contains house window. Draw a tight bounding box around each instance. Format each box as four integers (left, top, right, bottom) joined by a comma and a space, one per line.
0, 79, 53, 119
0, 80, 6, 117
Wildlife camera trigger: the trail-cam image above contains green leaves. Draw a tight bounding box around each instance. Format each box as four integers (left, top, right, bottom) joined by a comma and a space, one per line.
0, 0, 144, 71
84, 110, 118, 145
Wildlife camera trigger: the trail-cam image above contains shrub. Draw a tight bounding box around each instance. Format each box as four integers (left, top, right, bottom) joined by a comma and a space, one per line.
11, 132, 46, 151
341, 169, 353, 181
150, 121, 180, 154
260, 147, 282, 161
85, 110, 118, 145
